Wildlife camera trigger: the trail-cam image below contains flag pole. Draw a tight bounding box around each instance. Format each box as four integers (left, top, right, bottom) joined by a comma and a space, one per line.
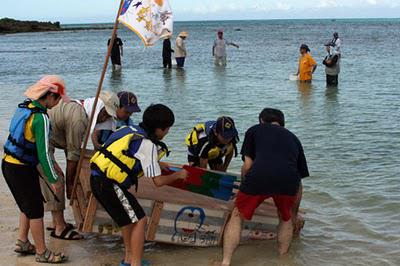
70, 0, 125, 205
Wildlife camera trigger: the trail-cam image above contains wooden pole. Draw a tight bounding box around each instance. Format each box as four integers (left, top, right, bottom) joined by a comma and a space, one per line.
70, 0, 125, 205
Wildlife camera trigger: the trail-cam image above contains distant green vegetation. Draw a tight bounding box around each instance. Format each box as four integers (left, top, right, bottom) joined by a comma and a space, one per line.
0, 18, 61, 34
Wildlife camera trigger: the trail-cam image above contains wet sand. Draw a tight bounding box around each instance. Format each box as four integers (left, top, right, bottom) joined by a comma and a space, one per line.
1, 169, 298, 266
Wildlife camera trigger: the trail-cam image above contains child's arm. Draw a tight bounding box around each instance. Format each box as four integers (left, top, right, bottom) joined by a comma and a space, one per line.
136, 140, 188, 187
241, 156, 253, 179
152, 170, 188, 187
91, 128, 101, 150
222, 150, 234, 172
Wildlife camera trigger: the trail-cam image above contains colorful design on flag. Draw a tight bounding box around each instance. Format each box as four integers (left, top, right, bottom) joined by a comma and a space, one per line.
164, 166, 238, 201
121, 0, 134, 16
118, 0, 173, 46
133, 1, 143, 9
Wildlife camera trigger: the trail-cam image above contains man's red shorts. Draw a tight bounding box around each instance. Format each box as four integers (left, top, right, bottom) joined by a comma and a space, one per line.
235, 191, 297, 222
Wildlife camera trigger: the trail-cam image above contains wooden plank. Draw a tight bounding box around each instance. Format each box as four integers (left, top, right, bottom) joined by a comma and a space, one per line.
76, 184, 88, 218
146, 201, 163, 241
79, 152, 93, 197
71, 200, 84, 231
82, 194, 98, 233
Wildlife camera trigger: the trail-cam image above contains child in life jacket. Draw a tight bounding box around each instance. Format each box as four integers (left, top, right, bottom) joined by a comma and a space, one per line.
90, 104, 188, 266
185, 116, 239, 171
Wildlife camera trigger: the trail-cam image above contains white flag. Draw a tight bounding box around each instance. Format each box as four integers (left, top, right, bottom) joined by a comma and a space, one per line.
118, 0, 173, 46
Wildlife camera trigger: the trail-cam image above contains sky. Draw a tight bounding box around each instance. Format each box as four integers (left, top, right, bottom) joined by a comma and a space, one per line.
1, 0, 399, 24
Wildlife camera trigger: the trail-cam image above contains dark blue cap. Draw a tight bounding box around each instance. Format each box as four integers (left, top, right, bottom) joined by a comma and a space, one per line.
215, 116, 238, 140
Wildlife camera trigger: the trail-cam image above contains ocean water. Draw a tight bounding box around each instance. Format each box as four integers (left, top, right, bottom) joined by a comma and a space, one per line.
0, 19, 400, 265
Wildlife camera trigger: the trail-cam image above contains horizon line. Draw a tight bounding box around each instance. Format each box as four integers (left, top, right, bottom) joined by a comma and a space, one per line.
60, 17, 400, 25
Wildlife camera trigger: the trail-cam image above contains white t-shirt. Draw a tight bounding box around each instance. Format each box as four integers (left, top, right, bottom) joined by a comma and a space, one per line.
95, 118, 116, 131
133, 139, 162, 178
334, 38, 341, 54
214, 38, 229, 57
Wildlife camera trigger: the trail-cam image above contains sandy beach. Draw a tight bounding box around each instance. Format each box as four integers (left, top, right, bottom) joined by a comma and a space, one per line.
0, 172, 291, 266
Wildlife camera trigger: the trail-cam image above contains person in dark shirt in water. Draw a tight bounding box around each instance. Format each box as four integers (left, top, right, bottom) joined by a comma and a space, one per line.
107, 33, 123, 71
219, 108, 309, 265
162, 36, 174, 69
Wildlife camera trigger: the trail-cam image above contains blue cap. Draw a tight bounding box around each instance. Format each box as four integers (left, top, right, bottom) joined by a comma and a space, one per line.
117, 91, 141, 113
215, 116, 238, 140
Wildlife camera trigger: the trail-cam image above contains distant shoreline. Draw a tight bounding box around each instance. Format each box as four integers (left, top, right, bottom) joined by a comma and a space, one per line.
0, 18, 114, 35
1, 17, 399, 35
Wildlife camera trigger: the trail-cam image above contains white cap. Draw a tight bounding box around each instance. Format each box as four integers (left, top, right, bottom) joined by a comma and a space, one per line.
99, 91, 119, 118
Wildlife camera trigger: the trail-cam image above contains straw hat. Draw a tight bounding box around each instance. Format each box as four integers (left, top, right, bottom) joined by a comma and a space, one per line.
25, 75, 69, 102
99, 91, 120, 118
178, 31, 189, 37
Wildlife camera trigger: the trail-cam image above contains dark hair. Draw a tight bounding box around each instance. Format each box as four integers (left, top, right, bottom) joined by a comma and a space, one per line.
141, 104, 175, 131
259, 108, 285, 127
139, 104, 174, 156
300, 44, 310, 53
38, 91, 61, 101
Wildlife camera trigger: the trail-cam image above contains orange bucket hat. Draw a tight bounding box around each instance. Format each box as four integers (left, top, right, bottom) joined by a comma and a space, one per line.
24, 75, 70, 102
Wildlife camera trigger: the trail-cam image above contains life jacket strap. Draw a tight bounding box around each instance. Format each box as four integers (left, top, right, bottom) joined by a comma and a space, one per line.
98, 146, 139, 191
18, 101, 47, 115
7, 135, 35, 155
3, 146, 36, 165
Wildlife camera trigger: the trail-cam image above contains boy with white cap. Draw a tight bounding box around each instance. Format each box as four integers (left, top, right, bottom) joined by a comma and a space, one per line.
82, 91, 141, 150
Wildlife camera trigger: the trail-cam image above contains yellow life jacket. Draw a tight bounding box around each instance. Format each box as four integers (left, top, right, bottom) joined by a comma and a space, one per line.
90, 126, 167, 189
185, 121, 236, 160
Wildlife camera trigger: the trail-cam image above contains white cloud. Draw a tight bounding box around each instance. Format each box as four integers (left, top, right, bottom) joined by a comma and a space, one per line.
317, 0, 339, 8
366, 0, 377, 5
276, 2, 292, 11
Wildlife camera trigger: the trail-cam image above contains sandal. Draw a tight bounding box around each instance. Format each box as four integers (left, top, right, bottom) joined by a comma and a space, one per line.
119, 259, 151, 266
46, 223, 75, 232
50, 223, 84, 240
35, 249, 68, 263
14, 239, 36, 255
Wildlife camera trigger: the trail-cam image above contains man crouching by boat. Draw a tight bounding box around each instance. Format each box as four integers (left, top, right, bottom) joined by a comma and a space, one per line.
90, 104, 188, 266
38, 98, 88, 240
185, 116, 239, 171
218, 108, 309, 265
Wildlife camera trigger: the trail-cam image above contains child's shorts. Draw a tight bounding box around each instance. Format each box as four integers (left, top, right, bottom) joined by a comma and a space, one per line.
90, 174, 146, 227
2, 160, 44, 219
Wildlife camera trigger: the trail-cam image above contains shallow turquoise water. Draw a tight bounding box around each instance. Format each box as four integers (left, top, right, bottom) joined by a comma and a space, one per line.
0, 19, 399, 265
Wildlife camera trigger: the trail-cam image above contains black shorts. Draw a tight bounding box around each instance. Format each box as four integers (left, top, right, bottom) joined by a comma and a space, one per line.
111, 55, 121, 66
1, 160, 44, 219
90, 174, 146, 227
326, 74, 339, 86
187, 155, 223, 169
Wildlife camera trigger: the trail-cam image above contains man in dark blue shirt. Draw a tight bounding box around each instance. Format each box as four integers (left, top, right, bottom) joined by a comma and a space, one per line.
220, 108, 309, 265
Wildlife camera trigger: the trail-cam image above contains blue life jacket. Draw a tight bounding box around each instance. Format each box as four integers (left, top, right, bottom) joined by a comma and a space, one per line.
3, 101, 46, 165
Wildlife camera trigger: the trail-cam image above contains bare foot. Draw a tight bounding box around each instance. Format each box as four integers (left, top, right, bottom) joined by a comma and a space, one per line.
209, 259, 230, 266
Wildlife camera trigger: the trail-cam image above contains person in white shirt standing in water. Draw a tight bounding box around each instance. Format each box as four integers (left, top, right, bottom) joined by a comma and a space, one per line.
212, 30, 239, 66
328, 32, 341, 56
